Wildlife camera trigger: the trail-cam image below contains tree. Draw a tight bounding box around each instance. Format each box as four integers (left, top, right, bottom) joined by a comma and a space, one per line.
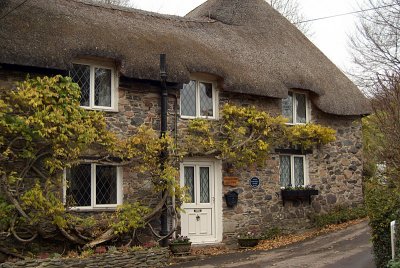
266, 0, 312, 36
349, 0, 400, 92
361, 75, 400, 267
0, 75, 335, 257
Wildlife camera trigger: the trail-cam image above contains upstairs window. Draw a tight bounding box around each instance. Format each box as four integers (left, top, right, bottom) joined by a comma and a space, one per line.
279, 155, 307, 187
65, 164, 122, 209
282, 91, 308, 124
70, 62, 117, 110
180, 80, 217, 119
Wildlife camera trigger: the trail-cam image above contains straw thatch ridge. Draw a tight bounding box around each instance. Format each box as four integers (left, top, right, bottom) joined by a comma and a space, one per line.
0, 0, 370, 115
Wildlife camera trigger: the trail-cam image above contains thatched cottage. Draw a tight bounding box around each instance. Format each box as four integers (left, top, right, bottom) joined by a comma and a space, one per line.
0, 0, 370, 245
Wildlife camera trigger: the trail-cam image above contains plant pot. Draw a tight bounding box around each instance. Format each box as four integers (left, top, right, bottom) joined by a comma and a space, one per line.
281, 189, 319, 206
237, 238, 259, 248
169, 242, 192, 254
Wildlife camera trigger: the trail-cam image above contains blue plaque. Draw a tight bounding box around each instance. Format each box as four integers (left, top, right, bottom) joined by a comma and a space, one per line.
250, 177, 260, 188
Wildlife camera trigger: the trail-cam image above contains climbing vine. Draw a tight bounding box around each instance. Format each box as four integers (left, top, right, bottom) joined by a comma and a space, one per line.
183, 104, 336, 167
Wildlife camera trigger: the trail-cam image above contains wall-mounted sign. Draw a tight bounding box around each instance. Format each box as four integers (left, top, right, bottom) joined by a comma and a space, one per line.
250, 177, 260, 188
223, 177, 239, 187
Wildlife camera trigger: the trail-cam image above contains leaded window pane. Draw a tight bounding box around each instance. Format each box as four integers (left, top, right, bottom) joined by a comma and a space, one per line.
296, 93, 307, 123
199, 167, 210, 203
282, 92, 293, 123
181, 81, 196, 117
199, 82, 213, 117
71, 64, 90, 107
184, 166, 195, 203
96, 165, 117, 205
68, 164, 91, 207
280, 156, 291, 186
294, 157, 304, 186
95, 68, 112, 107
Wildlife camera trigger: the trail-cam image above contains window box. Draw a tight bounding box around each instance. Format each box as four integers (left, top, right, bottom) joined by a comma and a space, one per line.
281, 189, 319, 206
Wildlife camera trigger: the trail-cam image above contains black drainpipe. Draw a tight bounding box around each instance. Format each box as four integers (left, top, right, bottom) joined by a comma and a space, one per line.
159, 54, 169, 247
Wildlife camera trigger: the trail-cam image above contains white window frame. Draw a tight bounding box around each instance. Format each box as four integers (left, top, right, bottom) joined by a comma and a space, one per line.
63, 163, 123, 211
71, 60, 119, 112
180, 79, 218, 120
279, 154, 309, 187
283, 90, 310, 125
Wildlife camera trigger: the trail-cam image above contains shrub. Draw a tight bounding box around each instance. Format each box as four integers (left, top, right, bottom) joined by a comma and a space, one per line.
311, 205, 367, 228
364, 179, 400, 268
388, 260, 400, 268
261, 227, 282, 240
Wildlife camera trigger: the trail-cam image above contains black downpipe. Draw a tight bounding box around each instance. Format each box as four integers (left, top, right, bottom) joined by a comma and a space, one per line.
159, 54, 169, 246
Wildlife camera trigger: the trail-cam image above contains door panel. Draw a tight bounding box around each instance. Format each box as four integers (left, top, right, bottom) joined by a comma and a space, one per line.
181, 162, 216, 243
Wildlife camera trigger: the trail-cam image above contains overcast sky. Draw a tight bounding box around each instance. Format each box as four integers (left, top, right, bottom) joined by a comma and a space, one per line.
128, 0, 364, 73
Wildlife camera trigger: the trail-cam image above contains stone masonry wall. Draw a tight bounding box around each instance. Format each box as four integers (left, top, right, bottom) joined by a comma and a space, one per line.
0, 248, 169, 268
0, 69, 364, 246
219, 92, 364, 243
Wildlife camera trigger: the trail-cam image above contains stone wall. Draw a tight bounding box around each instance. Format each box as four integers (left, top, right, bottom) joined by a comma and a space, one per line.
0, 248, 169, 268
219, 93, 364, 243
0, 68, 365, 246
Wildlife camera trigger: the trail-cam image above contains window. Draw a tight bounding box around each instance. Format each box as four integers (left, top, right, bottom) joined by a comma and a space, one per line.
180, 80, 217, 118
279, 155, 307, 187
65, 164, 122, 209
70, 62, 117, 110
282, 91, 308, 124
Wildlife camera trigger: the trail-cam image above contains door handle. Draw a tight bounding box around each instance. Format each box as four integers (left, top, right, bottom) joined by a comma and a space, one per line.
196, 215, 200, 221
194, 209, 202, 212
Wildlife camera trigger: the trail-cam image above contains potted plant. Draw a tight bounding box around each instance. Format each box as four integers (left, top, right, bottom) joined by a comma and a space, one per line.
169, 235, 191, 255
281, 185, 318, 206
237, 231, 260, 248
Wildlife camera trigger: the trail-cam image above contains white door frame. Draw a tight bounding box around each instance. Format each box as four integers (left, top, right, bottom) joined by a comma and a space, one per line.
180, 158, 222, 244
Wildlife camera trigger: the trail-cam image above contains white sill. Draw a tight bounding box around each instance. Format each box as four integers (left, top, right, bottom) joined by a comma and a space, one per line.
285, 122, 307, 126
180, 115, 217, 120
67, 207, 118, 213
80, 106, 119, 113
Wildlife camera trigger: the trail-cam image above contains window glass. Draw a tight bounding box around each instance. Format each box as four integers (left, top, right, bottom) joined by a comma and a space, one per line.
296, 93, 307, 123
282, 92, 293, 123
96, 165, 117, 205
68, 164, 91, 207
199, 167, 210, 203
199, 82, 213, 117
279, 155, 291, 187
71, 64, 90, 107
66, 164, 119, 208
294, 157, 305, 186
94, 68, 112, 107
184, 166, 195, 203
181, 81, 197, 117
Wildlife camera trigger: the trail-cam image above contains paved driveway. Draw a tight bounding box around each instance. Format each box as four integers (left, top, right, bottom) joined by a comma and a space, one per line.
170, 221, 374, 268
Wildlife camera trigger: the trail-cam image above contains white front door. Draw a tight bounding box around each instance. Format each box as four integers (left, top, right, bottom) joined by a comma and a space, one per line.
180, 161, 220, 244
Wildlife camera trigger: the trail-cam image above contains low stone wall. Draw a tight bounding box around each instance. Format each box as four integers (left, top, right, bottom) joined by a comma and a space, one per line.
0, 248, 169, 268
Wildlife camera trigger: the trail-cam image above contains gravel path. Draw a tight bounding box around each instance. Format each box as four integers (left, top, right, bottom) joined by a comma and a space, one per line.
170, 220, 374, 268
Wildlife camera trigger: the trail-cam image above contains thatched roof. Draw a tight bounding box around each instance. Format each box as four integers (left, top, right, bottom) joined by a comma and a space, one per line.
0, 0, 370, 115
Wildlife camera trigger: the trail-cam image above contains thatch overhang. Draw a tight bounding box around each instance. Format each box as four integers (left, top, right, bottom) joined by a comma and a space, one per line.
0, 0, 370, 115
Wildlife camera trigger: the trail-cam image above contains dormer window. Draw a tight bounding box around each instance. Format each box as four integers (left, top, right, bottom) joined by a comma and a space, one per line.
282, 91, 308, 124
180, 80, 217, 119
70, 61, 118, 111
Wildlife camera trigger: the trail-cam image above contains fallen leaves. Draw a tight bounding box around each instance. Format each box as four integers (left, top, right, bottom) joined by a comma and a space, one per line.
256, 218, 367, 251
189, 218, 367, 258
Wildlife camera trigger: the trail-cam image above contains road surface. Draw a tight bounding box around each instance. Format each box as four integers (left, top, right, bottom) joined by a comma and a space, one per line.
170, 220, 374, 268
